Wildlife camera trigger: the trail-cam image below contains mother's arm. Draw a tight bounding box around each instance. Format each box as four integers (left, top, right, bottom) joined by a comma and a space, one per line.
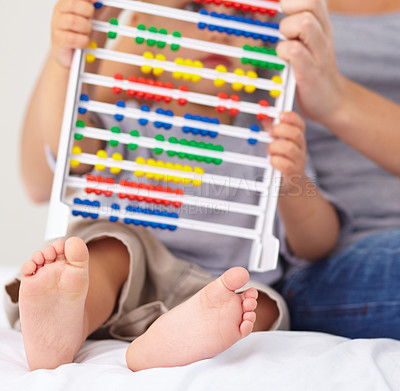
278, 0, 400, 177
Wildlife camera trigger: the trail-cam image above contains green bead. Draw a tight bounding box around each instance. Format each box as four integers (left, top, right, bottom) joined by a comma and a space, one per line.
155, 134, 165, 141
156, 41, 166, 49
74, 133, 84, 141
159, 28, 168, 35
171, 31, 181, 51
109, 140, 119, 147
76, 120, 85, 128
108, 18, 118, 39
147, 39, 157, 47
171, 44, 180, 51
153, 148, 164, 155
130, 130, 140, 137
189, 140, 198, 147
198, 142, 206, 149
111, 126, 121, 134
179, 138, 189, 146
204, 157, 213, 164
215, 145, 224, 152
178, 152, 186, 159
137, 24, 146, 31
276, 64, 285, 71
149, 26, 157, 33
128, 144, 138, 151
167, 150, 177, 157
136, 37, 145, 44
172, 31, 182, 38
214, 159, 223, 165
168, 137, 178, 144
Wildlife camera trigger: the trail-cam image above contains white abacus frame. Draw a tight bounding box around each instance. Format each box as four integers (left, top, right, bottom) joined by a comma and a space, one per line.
45, 0, 296, 272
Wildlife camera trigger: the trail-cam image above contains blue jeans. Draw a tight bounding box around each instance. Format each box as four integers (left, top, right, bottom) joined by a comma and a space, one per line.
279, 229, 400, 339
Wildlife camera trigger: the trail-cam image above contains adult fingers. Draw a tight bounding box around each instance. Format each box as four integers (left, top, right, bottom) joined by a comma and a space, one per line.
280, 0, 331, 35
57, 0, 95, 19
279, 11, 328, 61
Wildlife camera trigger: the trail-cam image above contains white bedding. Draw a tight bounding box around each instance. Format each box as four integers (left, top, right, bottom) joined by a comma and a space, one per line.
1, 266, 399, 391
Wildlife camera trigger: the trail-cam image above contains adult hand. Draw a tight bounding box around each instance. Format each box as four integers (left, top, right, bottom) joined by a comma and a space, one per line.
277, 0, 346, 126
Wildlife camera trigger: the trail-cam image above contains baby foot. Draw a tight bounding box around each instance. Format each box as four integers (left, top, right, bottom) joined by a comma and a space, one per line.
19, 237, 89, 370
126, 267, 257, 371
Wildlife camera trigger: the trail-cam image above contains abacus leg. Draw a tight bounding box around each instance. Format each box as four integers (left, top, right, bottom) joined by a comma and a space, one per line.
19, 237, 129, 371
125, 267, 258, 371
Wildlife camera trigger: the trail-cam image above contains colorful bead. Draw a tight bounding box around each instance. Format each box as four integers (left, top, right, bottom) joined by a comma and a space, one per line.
95, 150, 107, 171
85, 41, 97, 63
108, 18, 119, 39
110, 153, 123, 175
270, 75, 282, 98
70, 146, 82, 167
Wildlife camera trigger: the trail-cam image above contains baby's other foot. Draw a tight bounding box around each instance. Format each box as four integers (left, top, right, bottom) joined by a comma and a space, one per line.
19, 237, 89, 370
126, 267, 257, 371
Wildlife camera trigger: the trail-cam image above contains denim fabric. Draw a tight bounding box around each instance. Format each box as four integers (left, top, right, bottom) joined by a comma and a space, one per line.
280, 230, 400, 339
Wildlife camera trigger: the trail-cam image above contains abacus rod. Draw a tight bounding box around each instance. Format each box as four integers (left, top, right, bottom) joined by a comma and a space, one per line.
85, 48, 284, 92
69, 203, 260, 240
66, 176, 265, 216
78, 126, 270, 168
78, 99, 273, 143
71, 153, 268, 192
100, 0, 285, 39
81, 72, 279, 119
91, 20, 286, 67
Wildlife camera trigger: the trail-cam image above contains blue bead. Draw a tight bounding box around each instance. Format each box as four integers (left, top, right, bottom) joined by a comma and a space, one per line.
250, 124, 260, 132
164, 123, 172, 130
109, 216, 119, 222
139, 118, 149, 126
182, 126, 191, 133
90, 214, 99, 219
156, 108, 164, 114
184, 113, 192, 119
94, 2, 103, 9
211, 118, 220, 124
124, 218, 132, 224
165, 110, 174, 117
168, 225, 178, 231
133, 219, 141, 226
200, 129, 209, 136
192, 128, 200, 135
116, 100, 126, 108
73, 198, 82, 205
194, 115, 202, 121
80, 94, 89, 102
270, 37, 279, 44
154, 121, 163, 128
92, 200, 100, 207
141, 104, 150, 112
209, 131, 218, 138
111, 203, 120, 210
141, 221, 150, 227
72, 210, 80, 217
198, 22, 207, 30
114, 114, 124, 122
248, 138, 258, 145
208, 25, 217, 32
78, 107, 87, 115
199, 9, 208, 15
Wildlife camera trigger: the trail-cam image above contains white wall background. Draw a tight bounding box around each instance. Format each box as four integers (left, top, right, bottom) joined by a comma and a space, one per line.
0, 0, 57, 266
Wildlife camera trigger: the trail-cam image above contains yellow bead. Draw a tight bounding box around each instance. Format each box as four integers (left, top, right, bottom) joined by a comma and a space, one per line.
192, 180, 202, 187
147, 158, 156, 166
184, 59, 193, 67
214, 79, 225, 87
183, 73, 192, 81
143, 51, 154, 60
232, 82, 244, 91
134, 170, 145, 177
85, 41, 97, 63
136, 157, 146, 164
156, 54, 166, 61
193, 60, 203, 68
95, 149, 107, 171
191, 74, 202, 83
70, 146, 81, 167
153, 68, 164, 76
146, 172, 155, 179
141, 65, 152, 74
234, 68, 246, 76
270, 90, 281, 98
110, 153, 123, 175
72, 146, 82, 155
245, 84, 256, 94
175, 163, 183, 171
216, 64, 227, 73
194, 167, 204, 174
247, 70, 258, 79
272, 75, 283, 84
175, 57, 184, 65
173, 71, 182, 79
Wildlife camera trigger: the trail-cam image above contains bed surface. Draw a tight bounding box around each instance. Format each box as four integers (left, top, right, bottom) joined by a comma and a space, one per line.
1, 266, 399, 391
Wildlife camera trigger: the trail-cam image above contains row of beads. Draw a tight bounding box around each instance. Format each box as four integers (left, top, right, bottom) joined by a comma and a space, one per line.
193, 0, 279, 16
72, 198, 179, 230
198, 9, 279, 42
134, 157, 204, 186
85, 175, 184, 207
135, 24, 182, 51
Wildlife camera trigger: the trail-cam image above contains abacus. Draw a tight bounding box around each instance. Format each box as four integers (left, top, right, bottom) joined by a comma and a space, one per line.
45, 0, 296, 272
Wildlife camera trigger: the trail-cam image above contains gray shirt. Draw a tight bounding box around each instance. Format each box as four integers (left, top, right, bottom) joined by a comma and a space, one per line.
287, 11, 400, 260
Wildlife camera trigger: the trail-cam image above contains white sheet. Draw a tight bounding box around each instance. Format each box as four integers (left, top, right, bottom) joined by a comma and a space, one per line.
1, 266, 399, 391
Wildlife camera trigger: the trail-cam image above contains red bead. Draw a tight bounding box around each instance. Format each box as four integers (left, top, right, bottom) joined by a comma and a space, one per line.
229, 108, 239, 116
218, 92, 228, 100
178, 98, 187, 106
259, 99, 270, 107
256, 113, 269, 121
230, 94, 240, 101
216, 106, 227, 113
